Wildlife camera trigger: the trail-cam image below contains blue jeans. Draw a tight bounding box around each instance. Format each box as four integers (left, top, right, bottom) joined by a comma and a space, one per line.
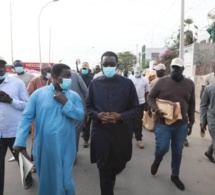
154, 123, 188, 176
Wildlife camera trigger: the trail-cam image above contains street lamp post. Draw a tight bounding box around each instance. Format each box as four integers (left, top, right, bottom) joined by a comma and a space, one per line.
38, 0, 59, 67
179, 0, 184, 59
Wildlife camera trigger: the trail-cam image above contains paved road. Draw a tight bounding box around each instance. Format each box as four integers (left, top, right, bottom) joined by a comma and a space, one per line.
4, 114, 215, 195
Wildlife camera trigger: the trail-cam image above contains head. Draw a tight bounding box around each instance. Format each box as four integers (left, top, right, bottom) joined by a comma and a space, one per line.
149, 70, 156, 82
0, 56, 7, 80
101, 51, 118, 78
170, 57, 184, 81
13, 60, 24, 74
94, 65, 101, 74
123, 69, 128, 77
134, 65, 142, 78
154, 63, 166, 78
51, 63, 72, 91
81, 62, 89, 75
41, 63, 52, 80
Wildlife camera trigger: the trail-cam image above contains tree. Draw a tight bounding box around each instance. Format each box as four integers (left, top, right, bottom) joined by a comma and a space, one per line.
117, 51, 136, 71
156, 48, 178, 74
165, 18, 198, 49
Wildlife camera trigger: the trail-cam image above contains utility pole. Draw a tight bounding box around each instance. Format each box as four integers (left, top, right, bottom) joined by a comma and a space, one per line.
179, 0, 184, 59
10, 2, 14, 63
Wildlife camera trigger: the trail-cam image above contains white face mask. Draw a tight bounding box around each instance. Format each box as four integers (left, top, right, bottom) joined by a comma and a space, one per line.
45, 72, 51, 79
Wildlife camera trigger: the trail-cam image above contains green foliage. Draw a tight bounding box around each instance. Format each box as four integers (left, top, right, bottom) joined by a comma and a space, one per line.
156, 48, 178, 73
165, 18, 198, 49
117, 51, 136, 71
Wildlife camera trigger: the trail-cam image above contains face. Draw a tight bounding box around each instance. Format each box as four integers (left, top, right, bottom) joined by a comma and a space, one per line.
41, 67, 51, 77
101, 56, 118, 69
156, 69, 165, 77
0, 62, 6, 76
171, 65, 184, 75
55, 69, 71, 84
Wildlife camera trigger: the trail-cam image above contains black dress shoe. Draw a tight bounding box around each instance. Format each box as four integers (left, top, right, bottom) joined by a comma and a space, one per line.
171, 175, 185, 191
151, 161, 160, 175
205, 152, 215, 163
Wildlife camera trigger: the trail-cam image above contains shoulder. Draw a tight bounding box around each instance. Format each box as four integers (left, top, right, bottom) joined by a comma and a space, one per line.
205, 82, 215, 90
184, 77, 195, 86
7, 75, 24, 85
25, 72, 35, 78
29, 76, 40, 82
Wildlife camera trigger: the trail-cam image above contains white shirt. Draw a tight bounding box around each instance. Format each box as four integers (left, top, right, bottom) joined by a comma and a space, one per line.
0, 74, 29, 138
129, 75, 149, 104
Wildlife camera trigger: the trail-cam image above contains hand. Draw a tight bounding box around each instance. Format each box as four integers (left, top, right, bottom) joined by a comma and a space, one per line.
53, 91, 68, 105
98, 112, 116, 124
109, 112, 122, 121
154, 109, 166, 118
13, 146, 25, 155
0, 92, 13, 104
144, 102, 149, 111
200, 123, 207, 137
187, 123, 193, 136
148, 109, 152, 117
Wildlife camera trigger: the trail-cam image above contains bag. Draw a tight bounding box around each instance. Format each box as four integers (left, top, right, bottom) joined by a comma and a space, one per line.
156, 99, 182, 125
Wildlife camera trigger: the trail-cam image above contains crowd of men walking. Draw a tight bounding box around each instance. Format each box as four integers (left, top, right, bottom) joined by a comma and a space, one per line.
0, 52, 215, 195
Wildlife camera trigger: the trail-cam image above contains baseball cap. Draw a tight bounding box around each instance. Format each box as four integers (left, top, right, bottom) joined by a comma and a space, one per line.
0, 56, 7, 64
82, 62, 89, 69
154, 63, 166, 70
171, 57, 184, 67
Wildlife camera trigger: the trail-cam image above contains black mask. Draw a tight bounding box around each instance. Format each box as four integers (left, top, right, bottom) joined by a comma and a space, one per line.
170, 66, 184, 82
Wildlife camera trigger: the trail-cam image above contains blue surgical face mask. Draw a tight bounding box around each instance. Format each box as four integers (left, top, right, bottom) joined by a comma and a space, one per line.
82, 69, 88, 75
15, 67, 24, 73
135, 72, 141, 78
103, 67, 116, 78
0, 74, 6, 80
58, 78, 72, 90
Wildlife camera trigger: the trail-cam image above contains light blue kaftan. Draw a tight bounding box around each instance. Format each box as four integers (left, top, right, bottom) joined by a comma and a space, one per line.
14, 84, 84, 195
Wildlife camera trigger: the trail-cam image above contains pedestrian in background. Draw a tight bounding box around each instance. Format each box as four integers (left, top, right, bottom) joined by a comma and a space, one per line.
11, 60, 35, 87
0, 56, 32, 194
70, 71, 88, 154
129, 65, 149, 149
79, 62, 94, 148
200, 82, 215, 163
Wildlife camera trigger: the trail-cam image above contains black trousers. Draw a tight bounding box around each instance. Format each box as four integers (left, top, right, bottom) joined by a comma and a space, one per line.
0, 137, 32, 195
133, 103, 145, 141
83, 116, 92, 142
0, 137, 18, 195
99, 166, 125, 195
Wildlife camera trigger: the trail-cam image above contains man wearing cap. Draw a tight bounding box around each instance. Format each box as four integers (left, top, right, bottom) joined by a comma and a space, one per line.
11, 60, 35, 87
0, 56, 32, 193
79, 62, 94, 148
148, 57, 195, 191
129, 65, 149, 149
27, 63, 52, 95
150, 63, 166, 89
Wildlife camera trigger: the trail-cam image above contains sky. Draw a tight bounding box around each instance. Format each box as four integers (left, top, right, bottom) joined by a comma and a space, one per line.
0, 0, 215, 69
